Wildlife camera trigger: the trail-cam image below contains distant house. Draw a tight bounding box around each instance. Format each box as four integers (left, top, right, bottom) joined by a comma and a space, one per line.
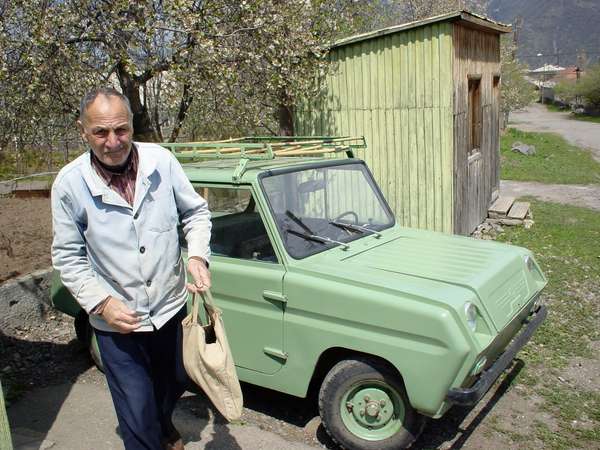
295, 11, 510, 235
556, 66, 583, 83
527, 64, 566, 103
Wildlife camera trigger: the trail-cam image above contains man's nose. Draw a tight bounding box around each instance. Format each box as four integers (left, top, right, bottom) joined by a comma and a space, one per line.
106, 130, 120, 148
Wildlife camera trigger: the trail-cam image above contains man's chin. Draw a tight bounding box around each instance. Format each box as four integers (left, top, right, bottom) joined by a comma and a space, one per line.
102, 150, 129, 166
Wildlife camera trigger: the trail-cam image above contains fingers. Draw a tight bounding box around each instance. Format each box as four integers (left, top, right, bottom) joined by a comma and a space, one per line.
112, 313, 141, 333
101, 296, 141, 333
186, 281, 210, 293
116, 321, 141, 334
187, 258, 211, 293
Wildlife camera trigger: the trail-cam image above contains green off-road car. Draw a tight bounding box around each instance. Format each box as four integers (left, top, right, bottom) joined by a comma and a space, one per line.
51, 137, 547, 450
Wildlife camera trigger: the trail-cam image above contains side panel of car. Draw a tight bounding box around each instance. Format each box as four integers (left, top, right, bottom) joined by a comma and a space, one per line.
210, 256, 286, 375
279, 270, 473, 415
50, 269, 82, 317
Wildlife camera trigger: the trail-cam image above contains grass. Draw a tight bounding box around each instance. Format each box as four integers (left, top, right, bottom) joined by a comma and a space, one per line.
498, 200, 600, 364
571, 113, 600, 124
545, 103, 566, 113
0, 149, 84, 182
497, 200, 600, 448
500, 128, 600, 184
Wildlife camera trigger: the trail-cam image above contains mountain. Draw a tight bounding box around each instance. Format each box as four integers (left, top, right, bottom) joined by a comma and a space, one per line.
487, 0, 600, 68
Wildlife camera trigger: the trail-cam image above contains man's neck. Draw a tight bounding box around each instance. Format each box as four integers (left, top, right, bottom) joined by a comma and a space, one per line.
91, 147, 133, 174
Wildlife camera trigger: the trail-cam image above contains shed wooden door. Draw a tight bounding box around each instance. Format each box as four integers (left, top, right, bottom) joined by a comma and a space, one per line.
466, 151, 484, 232
465, 77, 487, 233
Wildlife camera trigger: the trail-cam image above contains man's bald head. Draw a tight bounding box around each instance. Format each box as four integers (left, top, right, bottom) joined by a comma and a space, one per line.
79, 88, 133, 125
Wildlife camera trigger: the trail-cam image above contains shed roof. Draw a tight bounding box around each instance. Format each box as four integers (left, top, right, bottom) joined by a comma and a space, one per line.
332, 10, 511, 49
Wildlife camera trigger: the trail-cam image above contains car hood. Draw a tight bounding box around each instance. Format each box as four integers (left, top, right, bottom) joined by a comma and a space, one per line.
304, 228, 546, 332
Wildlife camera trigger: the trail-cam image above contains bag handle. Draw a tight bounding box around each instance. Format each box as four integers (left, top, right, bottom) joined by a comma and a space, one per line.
190, 290, 217, 326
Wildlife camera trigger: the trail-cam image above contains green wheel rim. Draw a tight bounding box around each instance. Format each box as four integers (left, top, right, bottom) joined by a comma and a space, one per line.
339, 380, 406, 441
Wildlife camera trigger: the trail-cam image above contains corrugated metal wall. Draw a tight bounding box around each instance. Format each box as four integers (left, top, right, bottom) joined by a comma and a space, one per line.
296, 22, 455, 233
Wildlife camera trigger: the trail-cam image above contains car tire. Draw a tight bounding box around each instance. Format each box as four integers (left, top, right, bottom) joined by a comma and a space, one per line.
319, 357, 424, 450
74, 310, 90, 343
73, 310, 104, 372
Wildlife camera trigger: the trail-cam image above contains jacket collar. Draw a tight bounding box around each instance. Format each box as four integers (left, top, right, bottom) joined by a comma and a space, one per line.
82, 143, 158, 210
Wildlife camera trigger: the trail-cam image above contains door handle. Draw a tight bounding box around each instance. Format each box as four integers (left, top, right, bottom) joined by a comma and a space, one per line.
262, 290, 287, 303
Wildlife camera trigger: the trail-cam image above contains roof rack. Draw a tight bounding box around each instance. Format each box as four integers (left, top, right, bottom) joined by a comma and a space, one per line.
161, 136, 366, 160
160, 136, 367, 181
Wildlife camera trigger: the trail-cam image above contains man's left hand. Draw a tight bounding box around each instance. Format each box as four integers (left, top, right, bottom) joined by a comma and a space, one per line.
187, 256, 211, 293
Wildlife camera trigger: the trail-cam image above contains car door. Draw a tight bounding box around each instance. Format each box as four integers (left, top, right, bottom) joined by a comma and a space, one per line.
193, 184, 286, 375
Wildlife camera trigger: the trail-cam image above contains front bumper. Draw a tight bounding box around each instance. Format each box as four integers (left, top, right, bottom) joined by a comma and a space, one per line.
446, 304, 547, 406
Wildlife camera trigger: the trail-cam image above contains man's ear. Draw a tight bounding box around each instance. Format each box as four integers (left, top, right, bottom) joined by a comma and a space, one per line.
76, 120, 87, 142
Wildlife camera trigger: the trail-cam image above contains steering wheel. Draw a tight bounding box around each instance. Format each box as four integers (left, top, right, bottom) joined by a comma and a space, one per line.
333, 210, 359, 224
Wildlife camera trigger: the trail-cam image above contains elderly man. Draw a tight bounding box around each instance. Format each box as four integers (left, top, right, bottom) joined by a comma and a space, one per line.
51, 88, 211, 450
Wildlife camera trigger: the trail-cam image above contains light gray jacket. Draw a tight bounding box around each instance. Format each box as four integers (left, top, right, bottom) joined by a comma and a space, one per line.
51, 142, 211, 332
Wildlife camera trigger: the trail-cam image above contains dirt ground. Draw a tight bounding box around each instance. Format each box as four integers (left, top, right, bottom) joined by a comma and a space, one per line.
3, 307, 574, 450
500, 180, 600, 211
0, 198, 52, 284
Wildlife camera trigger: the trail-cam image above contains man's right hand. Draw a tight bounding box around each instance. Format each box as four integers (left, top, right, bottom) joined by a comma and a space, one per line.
101, 297, 141, 333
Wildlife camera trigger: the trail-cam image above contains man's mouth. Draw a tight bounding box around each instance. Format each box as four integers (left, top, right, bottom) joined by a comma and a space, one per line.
105, 148, 125, 154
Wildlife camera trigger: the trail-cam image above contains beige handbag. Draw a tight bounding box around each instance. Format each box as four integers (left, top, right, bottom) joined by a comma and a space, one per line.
181, 290, 243, 421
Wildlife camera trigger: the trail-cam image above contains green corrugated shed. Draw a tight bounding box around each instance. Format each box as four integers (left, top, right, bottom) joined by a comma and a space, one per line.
296, 11, 510, 234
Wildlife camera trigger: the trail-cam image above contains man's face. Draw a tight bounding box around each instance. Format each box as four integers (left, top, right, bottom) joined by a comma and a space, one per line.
78, 95, 133, 166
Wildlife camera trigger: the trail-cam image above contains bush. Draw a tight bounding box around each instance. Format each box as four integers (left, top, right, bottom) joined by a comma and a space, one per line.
556, 64, 600, 109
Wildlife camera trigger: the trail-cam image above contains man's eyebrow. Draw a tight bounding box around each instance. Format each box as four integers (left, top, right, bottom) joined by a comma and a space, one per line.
90, 123, 131, 131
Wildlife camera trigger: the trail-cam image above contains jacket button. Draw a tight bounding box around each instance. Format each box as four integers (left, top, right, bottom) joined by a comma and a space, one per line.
140, 246, 146, 254
146, 280, 152, 287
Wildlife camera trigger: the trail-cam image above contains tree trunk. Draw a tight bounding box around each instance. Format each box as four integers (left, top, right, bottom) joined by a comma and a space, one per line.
278, 103, 294, 137
116, 62, 159, 142
169, 84, 193, 142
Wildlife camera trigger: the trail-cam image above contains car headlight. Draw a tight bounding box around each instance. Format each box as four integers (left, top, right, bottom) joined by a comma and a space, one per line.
523, 254, 535, 272
464, 302, 477, 331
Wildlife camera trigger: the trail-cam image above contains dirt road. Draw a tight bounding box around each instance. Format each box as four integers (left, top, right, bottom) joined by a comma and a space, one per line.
501, 180, 600, 211
510, 104, 600, 162
6, 358, 544, 450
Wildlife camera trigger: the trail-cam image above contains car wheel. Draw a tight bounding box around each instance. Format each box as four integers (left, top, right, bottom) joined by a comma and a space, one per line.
73, 311, 104, 371
74, 310, 90, 342
319, 357, 424, 450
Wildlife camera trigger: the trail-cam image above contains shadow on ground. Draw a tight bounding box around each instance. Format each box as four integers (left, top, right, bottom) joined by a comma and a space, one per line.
1, 329, 92, 447
227, 360, 524, 449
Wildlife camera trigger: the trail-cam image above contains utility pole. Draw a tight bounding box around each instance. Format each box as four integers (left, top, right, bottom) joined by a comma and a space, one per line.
512, 16, 523, 60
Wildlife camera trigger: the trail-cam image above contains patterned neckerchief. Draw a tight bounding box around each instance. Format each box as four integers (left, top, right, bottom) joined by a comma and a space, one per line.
90, 144, 139, 206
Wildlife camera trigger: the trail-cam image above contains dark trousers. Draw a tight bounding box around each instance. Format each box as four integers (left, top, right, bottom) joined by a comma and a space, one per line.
95, 306, 189, 450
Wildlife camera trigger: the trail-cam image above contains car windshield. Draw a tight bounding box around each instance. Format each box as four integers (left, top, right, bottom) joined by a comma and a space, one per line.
261, 162, 395, 259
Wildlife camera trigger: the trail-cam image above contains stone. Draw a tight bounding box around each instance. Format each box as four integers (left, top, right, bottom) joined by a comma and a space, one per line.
511, 141, 536, 155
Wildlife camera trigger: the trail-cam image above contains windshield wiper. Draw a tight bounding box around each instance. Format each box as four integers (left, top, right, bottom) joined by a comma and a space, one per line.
329, 220, 382, 238
285, 228, 349, 250
285, 210, 314, 234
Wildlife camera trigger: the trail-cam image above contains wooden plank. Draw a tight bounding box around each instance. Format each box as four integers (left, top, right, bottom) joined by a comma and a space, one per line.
508, 201, 530, 220
489, 196, 515, 216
